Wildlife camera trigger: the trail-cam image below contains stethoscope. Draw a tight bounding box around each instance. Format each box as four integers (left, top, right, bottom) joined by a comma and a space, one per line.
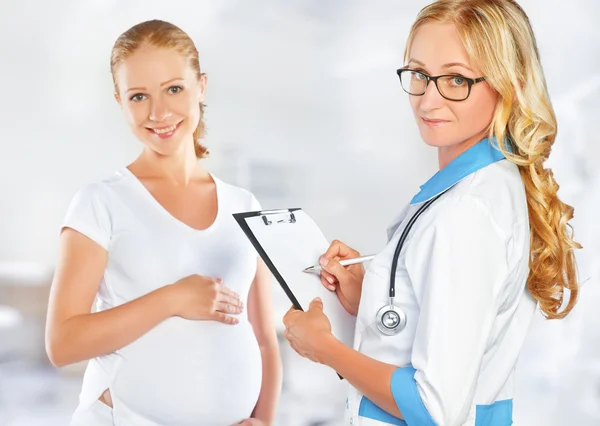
376, 191, 446, 336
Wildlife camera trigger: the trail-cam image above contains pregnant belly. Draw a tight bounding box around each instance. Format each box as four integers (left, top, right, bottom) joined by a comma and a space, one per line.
111, 317, 262, 426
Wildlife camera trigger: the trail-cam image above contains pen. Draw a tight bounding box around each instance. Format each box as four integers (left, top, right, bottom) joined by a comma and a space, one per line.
302, 254, 376, 273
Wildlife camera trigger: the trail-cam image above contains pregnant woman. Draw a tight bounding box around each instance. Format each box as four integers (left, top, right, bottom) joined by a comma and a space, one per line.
45, 19, 281, 426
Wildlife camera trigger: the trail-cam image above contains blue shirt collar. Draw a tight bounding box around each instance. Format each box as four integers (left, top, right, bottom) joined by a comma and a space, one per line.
410, 137, 508, 205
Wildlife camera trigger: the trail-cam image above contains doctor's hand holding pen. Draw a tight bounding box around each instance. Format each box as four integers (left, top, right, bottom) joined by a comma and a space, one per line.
283, 240, 367, 358
315, 240, 366, 316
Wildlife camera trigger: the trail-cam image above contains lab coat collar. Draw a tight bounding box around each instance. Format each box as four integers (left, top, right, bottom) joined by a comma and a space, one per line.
410, 137, 508, 205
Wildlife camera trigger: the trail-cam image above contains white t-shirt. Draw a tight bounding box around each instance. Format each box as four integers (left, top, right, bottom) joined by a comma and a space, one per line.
64, 167, 263, 426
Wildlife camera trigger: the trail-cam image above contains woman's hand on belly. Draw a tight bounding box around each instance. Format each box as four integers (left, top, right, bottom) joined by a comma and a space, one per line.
166, 275, 244, 324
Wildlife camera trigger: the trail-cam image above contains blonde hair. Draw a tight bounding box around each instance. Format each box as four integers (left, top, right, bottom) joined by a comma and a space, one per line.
110, 19, 209, 159
405, 0, 581, 319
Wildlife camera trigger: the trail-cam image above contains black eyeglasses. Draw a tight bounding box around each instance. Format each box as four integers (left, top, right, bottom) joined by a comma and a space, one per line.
396, 68, 486, 101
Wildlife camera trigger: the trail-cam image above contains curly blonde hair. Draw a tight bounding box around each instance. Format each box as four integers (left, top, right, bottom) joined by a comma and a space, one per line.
405, 0, 581, 319
110, 20, 209, 159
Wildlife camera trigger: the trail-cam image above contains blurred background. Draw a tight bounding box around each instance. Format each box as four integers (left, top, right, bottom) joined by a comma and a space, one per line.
0, 0, 599, 424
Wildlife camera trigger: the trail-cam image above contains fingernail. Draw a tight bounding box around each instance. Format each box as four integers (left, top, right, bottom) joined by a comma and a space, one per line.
326, 276, 334, 284
319, 257, 329, 266
327, 285, 335, 291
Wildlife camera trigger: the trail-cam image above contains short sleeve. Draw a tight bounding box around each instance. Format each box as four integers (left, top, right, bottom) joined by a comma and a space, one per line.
391, 196, 509, 426
250, 194, 262, 211
62, 183, 112, 250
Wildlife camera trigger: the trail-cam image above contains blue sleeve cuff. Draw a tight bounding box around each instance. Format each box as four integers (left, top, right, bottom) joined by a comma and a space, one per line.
391, 366, 437, 426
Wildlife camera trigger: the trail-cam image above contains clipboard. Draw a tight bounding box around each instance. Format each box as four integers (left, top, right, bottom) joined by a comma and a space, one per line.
233, 208, 357, 376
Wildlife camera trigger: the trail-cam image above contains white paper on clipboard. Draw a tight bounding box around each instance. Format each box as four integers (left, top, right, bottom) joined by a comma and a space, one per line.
233, 208, 356, 350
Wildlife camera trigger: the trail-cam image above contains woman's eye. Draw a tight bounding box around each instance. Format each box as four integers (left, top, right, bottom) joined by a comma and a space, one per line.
168, 86, 183, 94
451, 77, 466, 86
130, 94, 146, 102
414, 72, 427, 80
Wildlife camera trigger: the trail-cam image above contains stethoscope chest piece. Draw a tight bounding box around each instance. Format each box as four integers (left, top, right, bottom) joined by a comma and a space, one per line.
376, 304, 407, 336
374, 191, 445, 336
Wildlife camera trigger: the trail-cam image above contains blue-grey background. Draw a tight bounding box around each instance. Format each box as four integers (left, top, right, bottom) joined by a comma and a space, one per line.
0, 0, 598, 424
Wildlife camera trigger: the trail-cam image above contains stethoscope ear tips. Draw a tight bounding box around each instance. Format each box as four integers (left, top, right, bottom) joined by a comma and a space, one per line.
376, 305, 407, 336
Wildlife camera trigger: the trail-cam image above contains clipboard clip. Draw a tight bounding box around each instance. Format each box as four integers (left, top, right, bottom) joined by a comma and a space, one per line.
259, 209, 297, 226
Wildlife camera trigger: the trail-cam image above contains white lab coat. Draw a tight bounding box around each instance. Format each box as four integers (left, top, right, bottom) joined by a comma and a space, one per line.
345, 139, 536, 426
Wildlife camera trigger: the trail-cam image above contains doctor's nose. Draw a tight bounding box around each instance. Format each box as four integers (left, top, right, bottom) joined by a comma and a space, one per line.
418, 80, 446, 112
148, 98, 172, 122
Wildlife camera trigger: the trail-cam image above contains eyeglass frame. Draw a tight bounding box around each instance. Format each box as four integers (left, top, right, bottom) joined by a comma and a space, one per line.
396, 68, 486, 101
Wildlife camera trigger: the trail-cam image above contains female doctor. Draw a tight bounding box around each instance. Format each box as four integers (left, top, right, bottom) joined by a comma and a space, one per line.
282, 1, 581, 425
